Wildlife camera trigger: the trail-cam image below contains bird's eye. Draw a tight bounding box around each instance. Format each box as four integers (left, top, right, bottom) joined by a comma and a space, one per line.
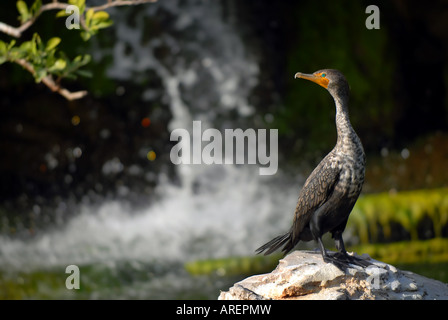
321, 73, 326, 78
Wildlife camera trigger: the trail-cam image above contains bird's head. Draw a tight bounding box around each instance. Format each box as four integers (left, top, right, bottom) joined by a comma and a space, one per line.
294, 69, 349, 99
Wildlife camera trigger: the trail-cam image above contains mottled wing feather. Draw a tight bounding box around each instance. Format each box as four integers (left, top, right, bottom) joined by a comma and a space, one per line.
290, 155, 341, 241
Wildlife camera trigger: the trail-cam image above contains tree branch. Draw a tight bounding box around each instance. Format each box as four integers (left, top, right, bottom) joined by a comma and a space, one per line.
91, 0, 157, 12
15, 58, 88, 101
0, 0, 158, 38
0, 22, 22, 38
0, 0, 157, 100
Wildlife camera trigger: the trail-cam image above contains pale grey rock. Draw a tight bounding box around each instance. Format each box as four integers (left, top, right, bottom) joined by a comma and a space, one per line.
218, 250, 448, 300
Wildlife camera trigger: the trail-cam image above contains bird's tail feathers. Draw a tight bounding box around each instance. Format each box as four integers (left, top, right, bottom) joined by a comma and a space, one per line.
255, 231, 297, 256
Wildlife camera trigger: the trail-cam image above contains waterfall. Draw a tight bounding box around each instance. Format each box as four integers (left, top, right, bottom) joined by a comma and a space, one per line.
0, 0, 300, 298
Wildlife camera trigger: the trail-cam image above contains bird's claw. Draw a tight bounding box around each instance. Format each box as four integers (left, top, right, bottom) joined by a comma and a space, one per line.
323, 252, 371, 270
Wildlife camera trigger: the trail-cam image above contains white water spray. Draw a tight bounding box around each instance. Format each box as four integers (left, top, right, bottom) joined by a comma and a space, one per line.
0, 0, 299, 274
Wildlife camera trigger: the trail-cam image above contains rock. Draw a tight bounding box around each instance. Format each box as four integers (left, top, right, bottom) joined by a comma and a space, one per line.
218, 250, 448, 300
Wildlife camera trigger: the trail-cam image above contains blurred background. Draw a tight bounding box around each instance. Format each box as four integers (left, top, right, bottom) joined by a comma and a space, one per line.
0, 0, 447, 299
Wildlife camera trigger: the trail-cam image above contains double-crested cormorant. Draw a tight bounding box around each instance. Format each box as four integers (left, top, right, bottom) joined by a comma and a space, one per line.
256, 69, 368, 268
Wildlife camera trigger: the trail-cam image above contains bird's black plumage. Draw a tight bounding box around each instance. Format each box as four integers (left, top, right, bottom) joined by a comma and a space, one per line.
256, 69, 368, 268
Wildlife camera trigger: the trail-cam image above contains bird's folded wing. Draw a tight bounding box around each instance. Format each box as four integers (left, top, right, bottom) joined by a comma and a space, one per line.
290, 160, 341, 239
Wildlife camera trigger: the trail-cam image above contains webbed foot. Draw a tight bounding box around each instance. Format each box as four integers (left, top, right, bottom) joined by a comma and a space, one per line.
323, 252, 372, 270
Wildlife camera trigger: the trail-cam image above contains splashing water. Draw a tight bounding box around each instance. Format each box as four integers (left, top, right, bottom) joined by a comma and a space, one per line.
0, 0, 301, 299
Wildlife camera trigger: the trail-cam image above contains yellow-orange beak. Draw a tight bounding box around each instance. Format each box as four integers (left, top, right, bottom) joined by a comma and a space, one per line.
294, 72, 329, 89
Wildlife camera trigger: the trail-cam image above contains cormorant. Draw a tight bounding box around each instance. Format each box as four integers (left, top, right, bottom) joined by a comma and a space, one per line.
256, 69, 369, 268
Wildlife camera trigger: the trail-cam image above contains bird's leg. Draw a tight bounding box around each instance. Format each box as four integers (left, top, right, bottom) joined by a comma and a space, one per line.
332, 231, 349, 259
316, 237, 329, 261
310, 210, 352, 270
332, 231, 371, 267
310, 214, 334, 264
316, 236, 349, 270
317, 239, 350, 270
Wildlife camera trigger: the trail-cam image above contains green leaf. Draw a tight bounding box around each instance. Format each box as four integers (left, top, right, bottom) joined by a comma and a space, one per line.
30, 0, 42, 16
0, 40, 7, 54
19, 40, 32, 53
7, 47, 22, 61
72, 54, 91, 67
46, 37, 61, 51
16, 0, 30, 23
7, 40, 16, 50
85, 8, 94, 27
0, 40, 7, 65
52, 58, 67, 71
35, 68, 47, 83
91, 11, 112, 30
67, 0, 85, 15
80, 31, 92, 41
92, 11, 109, 20
69, 0, 84, 7
31, 33, 41, 46
77, 0, 86, 9
64, 73, 78, 80
75, 69, 92, 78
31, 33, 41, 56
94, 21, 113, 30
79, 54, 91, 65
55, 9, 68, 18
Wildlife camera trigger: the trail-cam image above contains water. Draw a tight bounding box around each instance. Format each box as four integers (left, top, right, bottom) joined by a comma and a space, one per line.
0, 0, 301, 299
1, 169, 297, 299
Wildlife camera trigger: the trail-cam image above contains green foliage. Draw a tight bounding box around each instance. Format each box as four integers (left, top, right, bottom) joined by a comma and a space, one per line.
17, 0, 42, 24
349, 188, 448, 243
16, 1, 30, 23
70, 0, 85, 14
0, 0, 115, 92
185, 254, 282, 276
185, 188, 448, 277
56, 0, 86, 18
55, 0, 113, 41
81, 9, 113, 41
353, 238, 448, 265
0, 33, 91, 83
0, 269, 68, 299
184, 238, 448, 279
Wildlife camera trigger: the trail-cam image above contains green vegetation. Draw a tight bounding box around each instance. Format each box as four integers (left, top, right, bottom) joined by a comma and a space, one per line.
0, 1, 110, 87
185, 254, 282, 277
353, 238, 448, 283
352, 238, 448, 265
350, 188, 448, 243
0, 32, 92, 83
0, 0, 153, 100
185, 188, 448, 284
0, 268, 74, 299
184, 239, 448, 284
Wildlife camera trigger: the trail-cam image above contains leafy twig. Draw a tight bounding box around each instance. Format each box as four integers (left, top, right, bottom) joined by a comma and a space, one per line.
15, 58, 88, 100
0, 0, 157, 101
0, 0, 157, 39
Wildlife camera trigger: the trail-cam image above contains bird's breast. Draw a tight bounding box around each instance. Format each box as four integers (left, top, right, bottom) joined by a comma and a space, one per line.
336, 155, 365, 198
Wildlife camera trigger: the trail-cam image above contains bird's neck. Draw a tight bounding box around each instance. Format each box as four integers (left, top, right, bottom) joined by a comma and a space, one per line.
333, 95, 358, 149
